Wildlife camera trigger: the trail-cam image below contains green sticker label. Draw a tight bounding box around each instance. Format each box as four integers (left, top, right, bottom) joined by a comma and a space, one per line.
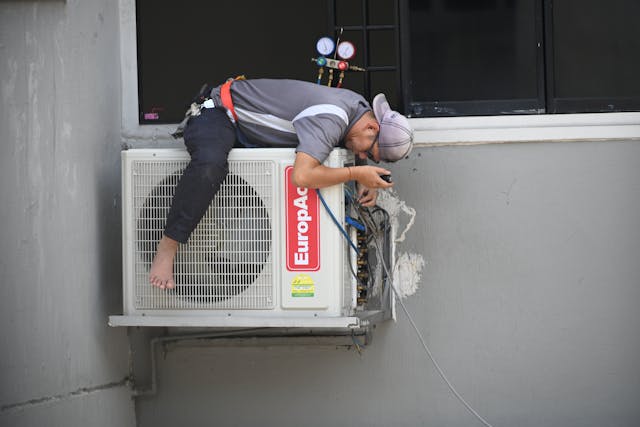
291, 274, 315, 297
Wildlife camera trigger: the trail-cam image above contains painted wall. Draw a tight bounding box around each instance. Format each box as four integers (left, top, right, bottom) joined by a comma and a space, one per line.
0, 1, 134, 426
135, 140, 640, 427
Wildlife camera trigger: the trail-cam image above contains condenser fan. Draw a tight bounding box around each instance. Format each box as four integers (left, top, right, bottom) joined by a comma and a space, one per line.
137, 168, 272, 302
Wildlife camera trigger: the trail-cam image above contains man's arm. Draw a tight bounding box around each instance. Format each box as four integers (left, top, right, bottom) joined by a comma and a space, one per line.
291, 152, 393, 194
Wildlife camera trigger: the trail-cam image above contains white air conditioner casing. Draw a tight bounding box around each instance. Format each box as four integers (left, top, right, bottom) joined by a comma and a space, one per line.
109, 148, 389, 329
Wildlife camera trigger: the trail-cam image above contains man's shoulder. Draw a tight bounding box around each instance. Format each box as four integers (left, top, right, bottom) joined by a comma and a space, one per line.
245, 78, 363, 99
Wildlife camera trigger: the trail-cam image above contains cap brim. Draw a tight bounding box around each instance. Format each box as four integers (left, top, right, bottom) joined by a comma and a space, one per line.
372, 93, 390, 123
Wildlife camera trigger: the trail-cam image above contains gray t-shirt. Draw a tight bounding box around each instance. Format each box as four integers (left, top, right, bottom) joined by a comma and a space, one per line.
212, 79, 371, 163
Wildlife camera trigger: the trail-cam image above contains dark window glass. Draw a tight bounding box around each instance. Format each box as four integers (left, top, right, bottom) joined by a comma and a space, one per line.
136, 0, 329, 124
407, 0, 542, 117
368, 0, 396, 25
336, 0, 364, 26
136, 0, 639, 122
370, 71, 399, 108
338, 70, 366, 95
405, 0, 640, 117
549, 0, 640, 112
368, 30, 396, 66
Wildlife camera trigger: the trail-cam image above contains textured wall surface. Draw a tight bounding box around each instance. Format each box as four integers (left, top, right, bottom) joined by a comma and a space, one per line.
135, 141, 640, 427
0, 1, 134, 425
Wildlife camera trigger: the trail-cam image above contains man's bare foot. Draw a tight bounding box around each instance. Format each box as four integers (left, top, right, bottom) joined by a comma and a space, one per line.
149, 236, 179, 290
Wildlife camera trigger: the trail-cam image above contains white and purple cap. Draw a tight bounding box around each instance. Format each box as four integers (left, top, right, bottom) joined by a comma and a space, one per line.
372, 93, 414, 162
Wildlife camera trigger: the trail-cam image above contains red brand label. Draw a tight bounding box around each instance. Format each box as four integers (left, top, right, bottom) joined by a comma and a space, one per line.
285, 166, 320, 271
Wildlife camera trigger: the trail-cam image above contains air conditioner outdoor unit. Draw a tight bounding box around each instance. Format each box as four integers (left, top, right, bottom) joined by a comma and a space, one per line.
109, 148, 393, 329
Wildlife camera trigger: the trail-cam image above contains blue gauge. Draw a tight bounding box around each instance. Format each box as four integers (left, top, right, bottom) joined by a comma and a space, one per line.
316, 36, 335, 56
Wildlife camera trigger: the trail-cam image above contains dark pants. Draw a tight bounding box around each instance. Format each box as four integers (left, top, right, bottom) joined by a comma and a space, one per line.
164, 107, 236, 243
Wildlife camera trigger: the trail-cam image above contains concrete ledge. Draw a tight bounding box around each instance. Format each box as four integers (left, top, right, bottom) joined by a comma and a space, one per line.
109, 315, 361, 329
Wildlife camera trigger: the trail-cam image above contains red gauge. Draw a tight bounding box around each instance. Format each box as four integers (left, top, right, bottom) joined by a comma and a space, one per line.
337, 41, 356, 60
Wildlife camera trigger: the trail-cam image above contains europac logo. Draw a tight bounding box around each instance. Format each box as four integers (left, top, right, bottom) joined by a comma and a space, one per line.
285, 166, 320, 271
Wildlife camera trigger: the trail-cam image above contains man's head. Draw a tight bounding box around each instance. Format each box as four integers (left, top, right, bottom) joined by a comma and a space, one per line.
345, 94, 414, 163
371, 94, 414, 162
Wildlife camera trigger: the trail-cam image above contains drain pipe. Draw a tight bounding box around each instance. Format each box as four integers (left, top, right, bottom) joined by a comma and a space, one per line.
133, 328, 267, 397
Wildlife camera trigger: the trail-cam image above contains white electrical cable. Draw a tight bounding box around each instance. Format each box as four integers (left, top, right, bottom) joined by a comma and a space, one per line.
372, 236, 495, 427
332, 191, 495, 427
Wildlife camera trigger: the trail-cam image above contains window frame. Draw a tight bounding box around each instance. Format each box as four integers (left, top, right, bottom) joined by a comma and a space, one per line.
119, 0, 640, 146
120, 0, 178, 143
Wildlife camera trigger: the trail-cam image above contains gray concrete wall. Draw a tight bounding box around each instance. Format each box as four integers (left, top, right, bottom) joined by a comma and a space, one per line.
0, 1, 134, 426
135, 140, 640, 427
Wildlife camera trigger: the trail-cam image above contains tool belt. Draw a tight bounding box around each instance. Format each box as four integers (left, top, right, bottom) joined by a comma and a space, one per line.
171, 75, 245, 139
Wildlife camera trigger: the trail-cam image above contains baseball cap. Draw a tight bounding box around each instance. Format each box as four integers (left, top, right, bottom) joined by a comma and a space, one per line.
372, 93, 414, 162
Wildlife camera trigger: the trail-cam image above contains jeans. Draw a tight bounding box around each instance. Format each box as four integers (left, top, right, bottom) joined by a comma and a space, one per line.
164, 107, 236, 243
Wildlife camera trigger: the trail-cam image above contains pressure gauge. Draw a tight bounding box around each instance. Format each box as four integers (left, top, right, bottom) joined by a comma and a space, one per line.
316, 37, 335, 56
337, 41, 356, 60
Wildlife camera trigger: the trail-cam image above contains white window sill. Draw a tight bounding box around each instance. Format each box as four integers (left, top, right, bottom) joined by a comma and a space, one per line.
410, 112, 640, 146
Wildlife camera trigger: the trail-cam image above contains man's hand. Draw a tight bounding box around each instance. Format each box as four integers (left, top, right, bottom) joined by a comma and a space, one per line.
357, 186, 377, 207
352, 165, 394, 190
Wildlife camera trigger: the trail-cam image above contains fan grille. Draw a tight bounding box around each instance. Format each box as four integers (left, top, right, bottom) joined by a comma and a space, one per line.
132, 159, 274, 310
